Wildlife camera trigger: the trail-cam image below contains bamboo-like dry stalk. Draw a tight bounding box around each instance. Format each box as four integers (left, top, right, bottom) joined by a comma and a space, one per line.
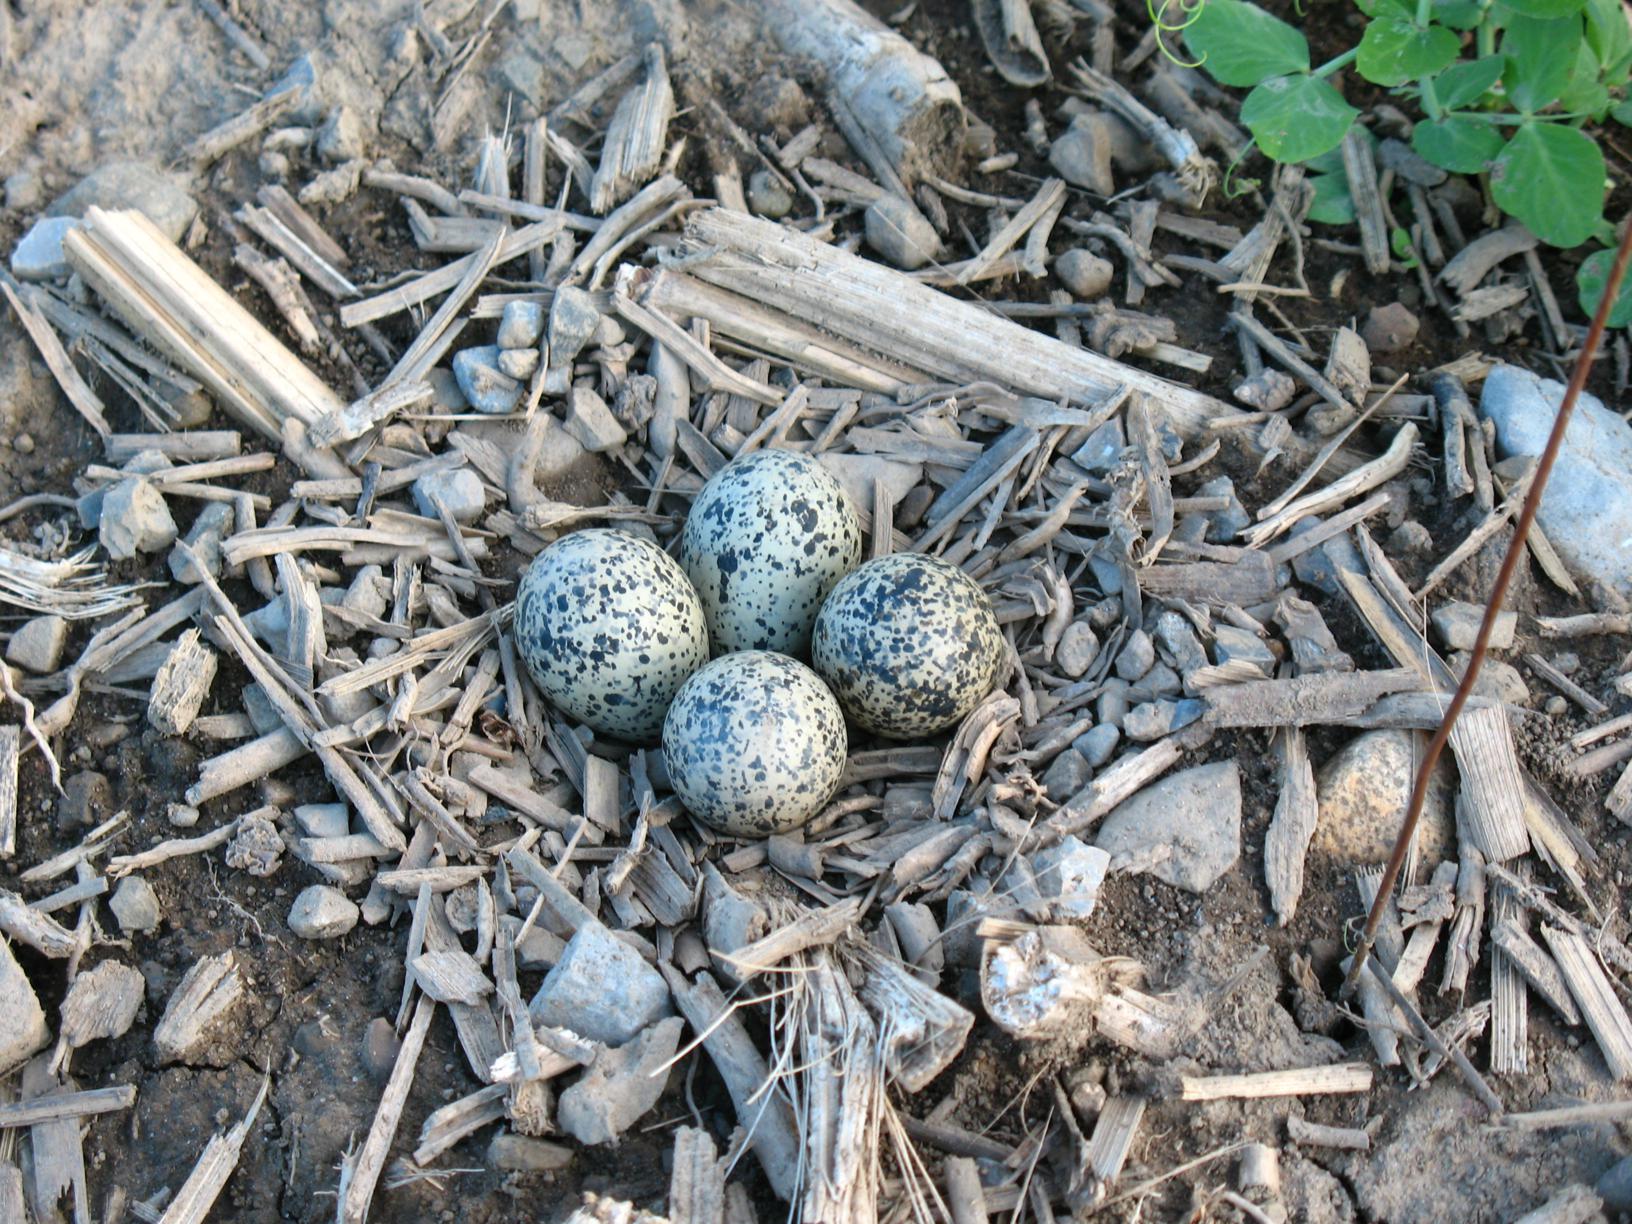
666, 209, 1235, 439
1543, 926, 1632, 1080
590, 45, 674, 214
1179, 1063, 1373, 1101
63, 209, 345, 445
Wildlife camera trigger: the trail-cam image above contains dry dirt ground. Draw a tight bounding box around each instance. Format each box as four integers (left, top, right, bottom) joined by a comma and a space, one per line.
3, 0, 1632, 1221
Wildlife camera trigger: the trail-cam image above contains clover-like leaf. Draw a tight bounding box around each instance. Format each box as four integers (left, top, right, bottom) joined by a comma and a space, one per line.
1490, 121, 1606, 246
1577, 248, 1632, 325
1503, 15, 1586, 111
1185, 0, 1310, 86
1587, 0, 1632, 69
1434, 55, 1506, 108
1307, 172, 1356, 224
1412, 116, 1505, 171
1433, 0, 1485, 28
1240, 74, 1360, 162
1557, 41, 1612, 117
1498, 0, 1586, 17
1357, 18, 1460, 86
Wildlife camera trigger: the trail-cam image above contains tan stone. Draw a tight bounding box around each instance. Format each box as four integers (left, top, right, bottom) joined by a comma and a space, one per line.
1312, 729, 1455, 866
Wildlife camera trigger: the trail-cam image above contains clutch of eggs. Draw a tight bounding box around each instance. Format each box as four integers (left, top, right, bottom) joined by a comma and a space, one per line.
513, 528, 709, 742
680, 449, 861, 657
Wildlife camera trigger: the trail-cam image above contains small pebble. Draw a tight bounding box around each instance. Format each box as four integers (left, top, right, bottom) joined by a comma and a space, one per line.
747, 168, 794, 219
562, 385, 628, 453
1049, 113, 1115, 195
1361, 301, 1420, 354
1154, 611, 1206, 677
488, 1133, 573, 1173
12, 434, 33, 454
496, 299, 545, 349
1545, 695, 1569, 716
287, 885, 360, 939
360, 1017, 401, 1080
109, 876, 161, 933
9, 216, 79, 281
1031, 836, 1111, 920
294, 803, 349, 839
548, 286, 602, 370
1212, 625, 1275, 676
1431, 601, 1515, 652
412, 467, 485, 525
1387, 520, 1433, 556
863, 194, 940, 270
1056, 621, 1100, 678
100, 478, 177, 560
1554, 651, 1581, 674
167, 803, 200, 828
1233, 369, 1296, 412
57, 770, 110, 832
1123, 698, 1204, 741
1041, 749, 1092, 800
1597, 1155, 1632, 1211
452, 345, 522, 414
1097, 678, 1131, 728
497, 347, 540, 381
84, 721, 129, 750
1055, 249, 1114, 300
1114, 628, 1155, 682
1087, 598, 1122, 631
5, 615, 67, 674
1130, 662, 1183, 701
1071, 419, 1125, 472
1075, 723, 1120, 768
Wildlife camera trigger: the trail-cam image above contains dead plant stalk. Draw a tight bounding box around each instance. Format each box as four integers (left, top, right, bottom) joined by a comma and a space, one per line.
1341, 214, 1632, 1000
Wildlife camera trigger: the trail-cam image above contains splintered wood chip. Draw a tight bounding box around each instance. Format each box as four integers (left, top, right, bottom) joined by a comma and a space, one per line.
60, 961, 145, 1050
410, 948, 494, 1005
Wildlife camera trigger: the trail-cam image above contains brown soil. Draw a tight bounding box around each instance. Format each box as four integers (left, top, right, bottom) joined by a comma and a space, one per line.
2, 0, 1631, 1221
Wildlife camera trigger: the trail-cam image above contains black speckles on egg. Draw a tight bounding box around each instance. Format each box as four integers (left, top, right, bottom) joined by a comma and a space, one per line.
662, 651, 847, 837
812, 552, 1005, 739
679, 449, 861, 657
513, 528, 708, 742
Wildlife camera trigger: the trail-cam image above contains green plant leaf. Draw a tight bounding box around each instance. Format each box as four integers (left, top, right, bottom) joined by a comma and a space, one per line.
1504, 15, 1585, 111
1302, 125, 1374, 174
1434, 0, 1485, 27
1185, 0, 1310, 86
1240, 74, 1360, 161
1614, 98, 1632, 124
1306, 172, 1356, 223
1434, 55, 1507, 107
1490, 122, 1606, 245
1586, 0, 1632, 68
1498, 0, 1586, 16
1358, 18, 1461, 85
1577, 247, 1632, 324
1412, 116, 1506, 170
1390, 226, 1421, 268
1357, 0, 1414, 17
1558, 41, 1612, 114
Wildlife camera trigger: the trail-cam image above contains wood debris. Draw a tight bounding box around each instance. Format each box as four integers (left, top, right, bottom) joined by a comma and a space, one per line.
2, 23, 1629, 1222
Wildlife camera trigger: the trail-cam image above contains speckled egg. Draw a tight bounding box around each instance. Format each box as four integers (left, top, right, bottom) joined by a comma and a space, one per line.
662, 651, 847, 837
513, 528, 708, 742
679, 449, 862, 657
812, 552, 1005, 739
